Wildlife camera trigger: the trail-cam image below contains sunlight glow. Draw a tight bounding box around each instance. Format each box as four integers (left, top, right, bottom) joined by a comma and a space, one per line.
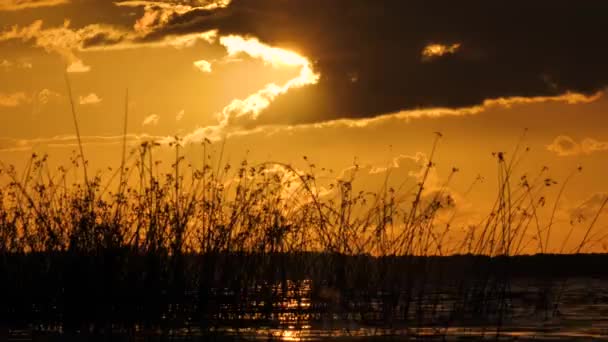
217, 35, 320, 125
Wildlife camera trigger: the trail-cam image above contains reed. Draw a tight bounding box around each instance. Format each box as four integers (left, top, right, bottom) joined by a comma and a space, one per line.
0, 130, 605, 338
0, 91, 606, 339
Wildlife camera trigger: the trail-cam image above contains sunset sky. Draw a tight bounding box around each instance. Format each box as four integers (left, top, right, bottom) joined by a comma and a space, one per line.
1, 0, 608, 252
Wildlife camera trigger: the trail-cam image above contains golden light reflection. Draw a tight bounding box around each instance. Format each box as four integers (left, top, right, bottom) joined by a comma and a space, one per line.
277, 328, 305, 341
422, 43, 461, 59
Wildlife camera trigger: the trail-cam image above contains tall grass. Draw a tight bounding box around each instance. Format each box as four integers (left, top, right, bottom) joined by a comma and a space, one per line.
0, 131, 605, 336
0, 87, 606, 338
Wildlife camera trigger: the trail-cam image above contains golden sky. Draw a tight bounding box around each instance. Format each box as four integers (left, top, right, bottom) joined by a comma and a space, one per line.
1, 0, 608, 253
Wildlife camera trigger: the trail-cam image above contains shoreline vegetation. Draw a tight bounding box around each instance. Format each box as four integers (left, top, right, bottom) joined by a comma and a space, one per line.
1, 138, 606, 340
1, 88, 607, 340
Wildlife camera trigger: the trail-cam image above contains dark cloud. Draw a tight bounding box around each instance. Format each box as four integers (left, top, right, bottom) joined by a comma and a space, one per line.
141, 0, 608, 124
81, 31, 127, 48
0, 0, 68, 12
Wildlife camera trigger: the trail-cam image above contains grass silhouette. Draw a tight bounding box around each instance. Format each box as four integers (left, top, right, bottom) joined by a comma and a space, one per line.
0, 83, 606, 340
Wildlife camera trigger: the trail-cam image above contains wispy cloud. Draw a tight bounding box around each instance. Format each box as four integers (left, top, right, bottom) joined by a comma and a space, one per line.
581, 138, 608, 155
0, 133, 167, 152
0, 89, 62, 107
116, 0, 230, 9
0, 59, 32, 70
547, 135, 608, 156
0, 0, 69, 11
142, 114, 160, 126
0, 20, 102, 72
116, 0, 230, 34
66, 60, 90, 73
79, 93, 102, 105
0, 92, 28, 107
176, 109, 185, 121
0, 19, 217, 73
4, 90, 604, 164
547, 136, 580, 156
193, 59, 211, 73
181, 90, 604, 145
37, 88, 61, 105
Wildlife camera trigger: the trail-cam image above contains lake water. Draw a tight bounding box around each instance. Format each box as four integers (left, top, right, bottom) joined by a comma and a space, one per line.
157, 277, 608, 341
4, 277, 608, 341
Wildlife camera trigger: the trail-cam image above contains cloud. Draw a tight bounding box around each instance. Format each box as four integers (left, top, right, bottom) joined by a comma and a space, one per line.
79, 93, 102, 105
0, 19, 217, 72
0, 133, 168, 152
0, 20, 118, 72
193, 59, 211, 72
117, 0, 231, 9
422, 43, 461, 60
37, 88, 61, 105
176, 109, 185, 121
142, 114, 160, 126
581, 138, 608, 154
0, 88, 62, 108
179, 90, 602, 145
547, 135, 608, 156
4, 0, 608, 134
215, 35, 319, 127
135, 0, 608, 123
0, 0, 69, 11
4, 0, 607, 126
116, 0, 231, 34
0, 92, 28, 107
0, 59, 32, 70
257, 90, 601, 128
164, 34, 320, 139
546, 136, 580, 156
66, 60, 91, 73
